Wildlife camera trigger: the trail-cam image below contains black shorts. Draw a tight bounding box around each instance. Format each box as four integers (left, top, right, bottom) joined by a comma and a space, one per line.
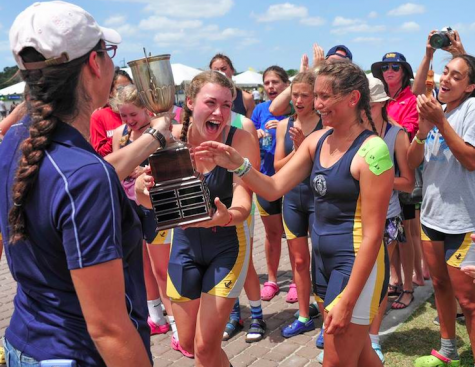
401, 204, 416, 220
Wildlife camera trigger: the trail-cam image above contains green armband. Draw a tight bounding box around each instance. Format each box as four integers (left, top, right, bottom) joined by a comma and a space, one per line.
357, 137, 393, 176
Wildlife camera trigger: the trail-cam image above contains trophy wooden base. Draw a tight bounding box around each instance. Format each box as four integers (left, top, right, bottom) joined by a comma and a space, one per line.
149, 177, 213, 230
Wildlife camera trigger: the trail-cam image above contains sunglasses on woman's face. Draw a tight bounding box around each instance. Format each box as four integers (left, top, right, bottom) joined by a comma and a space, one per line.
382, 63, 401, 73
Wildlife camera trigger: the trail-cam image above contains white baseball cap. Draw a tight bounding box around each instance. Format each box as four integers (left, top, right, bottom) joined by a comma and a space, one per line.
10, 1, 121, 70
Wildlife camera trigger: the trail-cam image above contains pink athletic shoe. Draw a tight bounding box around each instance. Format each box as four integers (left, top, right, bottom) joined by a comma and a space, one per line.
285, 283, 298, 303
171, 335, 194, 358
147, 317, 170, 335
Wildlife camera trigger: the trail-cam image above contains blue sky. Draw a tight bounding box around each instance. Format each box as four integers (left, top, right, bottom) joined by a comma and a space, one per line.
1, 1, 474, 76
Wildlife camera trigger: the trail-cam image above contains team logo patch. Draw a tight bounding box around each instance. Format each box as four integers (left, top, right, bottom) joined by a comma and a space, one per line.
313, 174, 327, 197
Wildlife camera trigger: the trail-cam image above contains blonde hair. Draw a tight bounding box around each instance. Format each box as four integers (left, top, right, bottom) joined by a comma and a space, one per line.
180, 71, 236, 143
110, 84, 145, 113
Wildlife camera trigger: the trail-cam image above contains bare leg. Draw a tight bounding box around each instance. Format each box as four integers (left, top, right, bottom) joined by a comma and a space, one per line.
171, 299, 200, 354
147, 243, 173, 315
448, 265, 475, 361
393, 219, 415, 309
412, 212, 425, 286
244, 239, 261, 301
423, 240, 456, 339
143, 242, 160, 300
287, 236, 311, 317
195, 293, 237, 367
390, 245, 402, 288
261, 214, 284, 283
323, 320, 382, 367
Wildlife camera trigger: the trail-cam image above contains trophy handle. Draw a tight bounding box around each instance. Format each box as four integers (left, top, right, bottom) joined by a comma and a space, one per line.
143, 48, 160, 108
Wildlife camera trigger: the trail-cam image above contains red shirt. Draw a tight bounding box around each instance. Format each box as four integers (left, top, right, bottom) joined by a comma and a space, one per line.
90, 107, 122, 157
387, 86, 418, 139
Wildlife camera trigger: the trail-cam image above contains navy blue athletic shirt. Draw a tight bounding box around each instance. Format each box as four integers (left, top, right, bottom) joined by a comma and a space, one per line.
0, 117, 151, 366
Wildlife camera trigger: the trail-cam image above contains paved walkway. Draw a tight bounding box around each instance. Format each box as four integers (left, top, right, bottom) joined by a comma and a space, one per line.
0, 212, 433, 366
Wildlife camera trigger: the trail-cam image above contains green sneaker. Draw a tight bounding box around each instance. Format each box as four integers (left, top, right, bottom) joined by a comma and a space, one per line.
414, 350, 460, 367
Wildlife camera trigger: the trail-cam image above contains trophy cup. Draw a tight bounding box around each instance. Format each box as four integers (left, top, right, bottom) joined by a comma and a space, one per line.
128, 53, 212, 230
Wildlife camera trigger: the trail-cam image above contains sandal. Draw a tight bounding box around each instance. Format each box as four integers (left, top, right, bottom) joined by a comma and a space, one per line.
388, 283, 402, 297
245, 318, 266, 343
261, 282, 279, 301
285, 283, 298, 303
414, 350, 460, 367
391, 290, 414, 309
222, 318, 243, 341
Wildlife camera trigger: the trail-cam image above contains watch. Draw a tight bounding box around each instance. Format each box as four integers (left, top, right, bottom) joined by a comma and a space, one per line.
144, 127, 167, 148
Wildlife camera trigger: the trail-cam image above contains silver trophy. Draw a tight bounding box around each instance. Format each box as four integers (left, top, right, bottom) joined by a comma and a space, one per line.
128, 53, 212, 230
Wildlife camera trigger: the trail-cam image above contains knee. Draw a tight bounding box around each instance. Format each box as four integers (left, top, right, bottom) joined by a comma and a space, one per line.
431, 275, 452, 292
294, 255, 310, 273
457, 296, 475, 314
194, 338, 218, 360
266, 228, 283, 241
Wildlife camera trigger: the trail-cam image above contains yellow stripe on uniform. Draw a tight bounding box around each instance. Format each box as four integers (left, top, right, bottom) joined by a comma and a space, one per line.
448, 232, 473, 268
209, 223, 249, 298
255, 197, 270, 217
421, 226, 431, 242
166, 267, 191, 303
150, 230, 170, 245
368, 243, 386, 323
282, 198, 297, 240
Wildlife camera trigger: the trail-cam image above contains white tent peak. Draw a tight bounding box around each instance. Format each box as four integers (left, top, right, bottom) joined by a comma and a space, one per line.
232, 70, 263, 87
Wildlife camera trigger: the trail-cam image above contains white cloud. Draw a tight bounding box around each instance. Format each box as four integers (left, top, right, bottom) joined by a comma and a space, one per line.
333, 16, 362, 26
237, 38, 261, 48
142, 0, 234, 18
300, 17, 326, 27
154, 25, 251, 47
104, 15, 126, 26
368, 11, 378, 19
139, 16, 202, 31
387, 3, 425, 16
252, 3, 308, 22
400, 21, 420, 32
353, 36, 383, 43
331, 23, 386, 35
114, 24, 138, 37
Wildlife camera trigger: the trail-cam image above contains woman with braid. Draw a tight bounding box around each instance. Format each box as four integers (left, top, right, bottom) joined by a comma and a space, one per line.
194, 62, 394, 366
137, 71, 259, 366
0, 2, 173, 366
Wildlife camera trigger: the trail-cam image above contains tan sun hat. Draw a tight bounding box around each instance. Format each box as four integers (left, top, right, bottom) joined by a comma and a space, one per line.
367, 75, 391, 103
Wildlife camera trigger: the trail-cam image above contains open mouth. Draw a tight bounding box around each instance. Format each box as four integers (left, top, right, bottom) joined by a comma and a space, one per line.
206, 120, 221, 134
268, 91, 278, 99
440, 86, 450, 93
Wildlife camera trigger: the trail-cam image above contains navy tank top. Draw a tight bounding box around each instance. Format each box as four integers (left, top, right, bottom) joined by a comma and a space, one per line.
232, 88, 247, 116
311, 129, 374, 235
284, 116, 323, 187
204, 126, 237, 209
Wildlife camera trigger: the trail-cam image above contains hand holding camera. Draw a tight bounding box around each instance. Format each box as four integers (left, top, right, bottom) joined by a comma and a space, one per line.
428, 27, 466, 56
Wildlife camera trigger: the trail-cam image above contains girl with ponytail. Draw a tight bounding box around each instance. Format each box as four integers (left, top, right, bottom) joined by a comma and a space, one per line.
195, 61, 395, 366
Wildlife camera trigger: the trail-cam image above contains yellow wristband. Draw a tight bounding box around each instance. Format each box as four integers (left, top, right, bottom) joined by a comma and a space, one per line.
414, 135, 425, 145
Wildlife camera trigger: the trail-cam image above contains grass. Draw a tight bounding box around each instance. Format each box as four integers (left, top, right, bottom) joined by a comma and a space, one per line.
383, 296, 473, 367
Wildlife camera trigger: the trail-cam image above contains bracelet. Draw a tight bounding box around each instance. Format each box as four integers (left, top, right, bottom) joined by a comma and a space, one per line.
144, 127, 167, 148
413, 135, 426, 145
228, 158, 252, 177
223, 211, 233, 227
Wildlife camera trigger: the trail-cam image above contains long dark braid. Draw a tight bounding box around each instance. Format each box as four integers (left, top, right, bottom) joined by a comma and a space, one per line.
8, 42, 102, 243
179, 71, 236, 144
317, 61, 378, 134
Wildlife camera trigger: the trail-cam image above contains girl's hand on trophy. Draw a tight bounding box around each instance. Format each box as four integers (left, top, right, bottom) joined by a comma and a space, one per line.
135, 166, 154, 196
194, 141, 244, 171
150, 112, 175, 142
182, 197, 230, 229
130, 165, 145, 179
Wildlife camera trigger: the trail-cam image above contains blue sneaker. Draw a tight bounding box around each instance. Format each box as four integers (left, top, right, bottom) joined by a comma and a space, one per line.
281, 319, 315, 338
316, 327, 324, 349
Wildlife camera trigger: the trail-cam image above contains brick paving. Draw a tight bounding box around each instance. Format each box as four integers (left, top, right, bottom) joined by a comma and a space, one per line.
0, 212, 431, 366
